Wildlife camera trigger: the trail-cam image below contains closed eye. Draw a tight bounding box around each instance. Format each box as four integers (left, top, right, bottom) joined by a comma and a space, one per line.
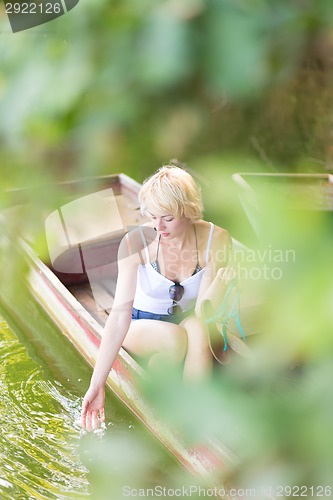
149, 213, 173, 222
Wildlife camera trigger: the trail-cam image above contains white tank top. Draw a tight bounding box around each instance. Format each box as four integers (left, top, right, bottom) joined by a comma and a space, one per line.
133, 223, 214, 314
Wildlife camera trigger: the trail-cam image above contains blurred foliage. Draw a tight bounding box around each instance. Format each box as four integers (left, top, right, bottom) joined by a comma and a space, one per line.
1, 0, 333, 193
1, 0, 333, 498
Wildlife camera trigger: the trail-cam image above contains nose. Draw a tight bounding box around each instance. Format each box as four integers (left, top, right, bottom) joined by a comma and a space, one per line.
156, 219, 165, 231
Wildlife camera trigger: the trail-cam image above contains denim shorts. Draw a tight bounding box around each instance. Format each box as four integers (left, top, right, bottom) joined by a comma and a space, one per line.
131, 307, 193, 325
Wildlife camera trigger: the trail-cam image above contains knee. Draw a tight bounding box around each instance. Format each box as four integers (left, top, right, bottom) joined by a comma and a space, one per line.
165, 326, 188, 364
172, 329, 188, 362
182, 315, 202, 330
183, 316, 211, 352
182, 315, 207, 339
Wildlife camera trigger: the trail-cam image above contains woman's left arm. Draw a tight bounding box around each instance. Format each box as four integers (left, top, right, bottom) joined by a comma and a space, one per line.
194, 227, 232, 317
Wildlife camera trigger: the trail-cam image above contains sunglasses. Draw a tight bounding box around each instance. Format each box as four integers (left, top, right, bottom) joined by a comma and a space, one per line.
167, 283, 184, 315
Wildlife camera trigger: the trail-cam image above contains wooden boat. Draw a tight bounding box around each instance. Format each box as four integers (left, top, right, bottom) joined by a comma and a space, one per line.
232, 172, 333, 237
0, 174, 239, 492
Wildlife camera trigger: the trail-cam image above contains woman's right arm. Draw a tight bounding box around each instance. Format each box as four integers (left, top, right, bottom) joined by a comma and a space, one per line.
81, 231, 141, 431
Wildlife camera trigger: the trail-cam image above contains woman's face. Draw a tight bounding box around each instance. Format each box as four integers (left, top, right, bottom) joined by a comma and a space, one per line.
146, 209, 189, 239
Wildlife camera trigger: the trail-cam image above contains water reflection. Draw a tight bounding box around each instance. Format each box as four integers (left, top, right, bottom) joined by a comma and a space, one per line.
0, 317, 89, 499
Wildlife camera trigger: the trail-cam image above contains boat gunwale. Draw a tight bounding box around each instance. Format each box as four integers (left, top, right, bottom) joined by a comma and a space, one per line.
1, 172, 237, 493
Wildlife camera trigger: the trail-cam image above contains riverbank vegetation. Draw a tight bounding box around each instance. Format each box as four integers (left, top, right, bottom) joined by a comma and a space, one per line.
1, 1, 333, 498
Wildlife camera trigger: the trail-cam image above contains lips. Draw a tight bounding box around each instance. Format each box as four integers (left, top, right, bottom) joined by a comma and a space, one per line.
161, 232, 169, 237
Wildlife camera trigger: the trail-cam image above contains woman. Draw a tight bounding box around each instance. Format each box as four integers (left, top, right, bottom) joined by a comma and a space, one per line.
81, 166, 231, 431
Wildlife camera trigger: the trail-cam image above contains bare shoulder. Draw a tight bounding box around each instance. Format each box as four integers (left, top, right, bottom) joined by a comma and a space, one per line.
196, 220, 231, 267
210, 225, 231, 265
196, 220, 230, 246
212, 224, 231, 246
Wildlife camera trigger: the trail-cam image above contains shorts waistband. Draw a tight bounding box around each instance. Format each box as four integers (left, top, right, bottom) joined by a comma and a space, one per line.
132, 307, 193, 325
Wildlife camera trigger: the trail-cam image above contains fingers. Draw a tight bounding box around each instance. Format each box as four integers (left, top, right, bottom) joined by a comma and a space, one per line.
81, 412, 86, 431
91, 410, 99, 431
86, 410, 99, 432
217, 266, 234, 283
81, 410, 99, 432
81, 404, 105, 432
86, 411, 92, 432
99, 407, 105, 424
217, 267, 225, 279
81, 397, 88, 430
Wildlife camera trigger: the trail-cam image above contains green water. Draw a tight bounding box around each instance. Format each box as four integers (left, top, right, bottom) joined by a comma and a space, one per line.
0, 314, 136, 499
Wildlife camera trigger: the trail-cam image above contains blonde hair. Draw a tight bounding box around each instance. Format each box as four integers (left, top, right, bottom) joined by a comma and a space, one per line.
139, 165, 203, 220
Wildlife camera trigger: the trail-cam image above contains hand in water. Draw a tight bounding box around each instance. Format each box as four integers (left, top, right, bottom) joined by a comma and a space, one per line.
81, 385, 105, 432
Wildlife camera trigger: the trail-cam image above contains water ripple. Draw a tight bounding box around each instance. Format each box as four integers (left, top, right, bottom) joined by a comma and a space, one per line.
0, 319, 89, 499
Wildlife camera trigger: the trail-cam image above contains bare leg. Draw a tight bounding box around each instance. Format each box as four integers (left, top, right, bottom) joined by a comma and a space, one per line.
122, 319, 187, 370
180, 315, 213, 382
